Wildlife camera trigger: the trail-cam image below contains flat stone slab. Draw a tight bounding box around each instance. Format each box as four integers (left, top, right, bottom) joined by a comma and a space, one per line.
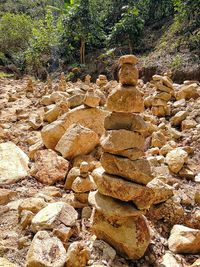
92, 167, 155, 210
101, 152, 153, 185
89, 191, 144, 221
101, 129, 145, 153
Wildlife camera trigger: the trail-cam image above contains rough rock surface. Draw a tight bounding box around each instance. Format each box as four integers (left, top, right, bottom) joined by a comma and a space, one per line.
101, 152, 153, 185
31, 202, 78, 232
91, 211, 150, 260
166, 148, 188, 173
168, 225, 200, 254
66, 241, 90, 267
101, 129, 145, 152
92, 167, 155, 210
26, 231, 67, 267
0, 142, 29, 184
30, 149, 69, 185
55, 124, 99, 159
41, 106, 107, 149
106, 86, 144, 113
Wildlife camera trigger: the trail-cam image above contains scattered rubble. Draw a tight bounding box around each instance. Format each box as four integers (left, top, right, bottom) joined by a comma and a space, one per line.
0, 55, 200, 266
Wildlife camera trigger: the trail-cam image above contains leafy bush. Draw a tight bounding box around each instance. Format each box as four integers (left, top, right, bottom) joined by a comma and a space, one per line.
0, 13, 32, 56
24, 10, 63, 75
108, 6, 144, 52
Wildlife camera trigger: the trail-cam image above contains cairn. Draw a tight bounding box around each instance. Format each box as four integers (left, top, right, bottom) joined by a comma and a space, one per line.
26, 77, 34, 94
58, 72, 67, 91
85, 74, 91, 85
151, 74, 174, 117
89, 55, 155, 260
96, 75, 108, 88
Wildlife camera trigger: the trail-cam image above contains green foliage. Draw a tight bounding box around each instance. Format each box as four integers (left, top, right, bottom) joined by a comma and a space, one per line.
108, 6, 144, 51
0, 0, 199, 76
0, 71, 14, 78
0, 13, 32, 56
25, 10, 63, 74
170, 54, 183, 69
0, 0, 65, 18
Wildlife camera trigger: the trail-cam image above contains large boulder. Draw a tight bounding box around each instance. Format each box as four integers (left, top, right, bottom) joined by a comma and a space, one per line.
26, 231, 66, 267
41, 106, 107, 149
41, 119, 66, 149
92, 167, 155, 210
168, 225, 200, 254
55, 124, 99, 159
100, 152, 153, 185
30, 149, 69, 185
0, 142, 29, 185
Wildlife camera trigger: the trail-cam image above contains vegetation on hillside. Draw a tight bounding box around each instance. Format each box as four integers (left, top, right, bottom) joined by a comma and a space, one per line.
0, 0, 199, 78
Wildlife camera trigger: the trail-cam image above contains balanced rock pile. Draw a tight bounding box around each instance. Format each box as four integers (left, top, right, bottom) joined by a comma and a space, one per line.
150, 73, 174, 117
89, 55, 155, 259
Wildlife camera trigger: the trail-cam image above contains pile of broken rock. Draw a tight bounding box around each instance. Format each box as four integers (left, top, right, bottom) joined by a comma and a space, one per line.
0, 54, 200, 267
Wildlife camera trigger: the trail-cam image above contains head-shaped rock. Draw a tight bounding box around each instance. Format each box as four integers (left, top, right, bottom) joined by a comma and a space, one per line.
118, 55, 139, 86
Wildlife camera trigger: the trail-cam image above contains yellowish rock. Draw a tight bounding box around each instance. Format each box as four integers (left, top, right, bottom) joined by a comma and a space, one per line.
118, 64, 139, 86
31, 202, 78, 232
83, 91, 101, 107
175, 83, 199, 100
31, 149, 69, 185
168, 225, 200, 254
26, 231, 67, 267
0, 257, 17, 267
18, 197, 46, 215
91, 210, 150, 260
0, 189, 16, 205
66, 241, 90, 267
89, 191, 144, 220
166, 148, 188, 173
118, 54, 138, 65
41, 106, 107, 149
101, 152, 153, 185
71, 175, 97, 193
55, 124, 99, 159
107, 85, 144, 113
92, 167, 155, 210
170, 111, 188, 126
0, 142, 29, 185
101, 129, 145, 153
104, 112, 147, 133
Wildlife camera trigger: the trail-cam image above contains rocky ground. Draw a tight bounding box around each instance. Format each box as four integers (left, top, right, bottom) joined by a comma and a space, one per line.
0, 72, 200, 267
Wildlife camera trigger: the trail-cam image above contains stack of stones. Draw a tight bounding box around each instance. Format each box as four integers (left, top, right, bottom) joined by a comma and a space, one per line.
151, 74, 174, 117
58, 72, 67, 91
71, 161, 97, 205
89, 55, 155, 260
96, 75, 108, 88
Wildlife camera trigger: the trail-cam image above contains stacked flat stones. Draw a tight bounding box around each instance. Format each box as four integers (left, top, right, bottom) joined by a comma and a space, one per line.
89, 55, 155, 260
151, 74, 174, 117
